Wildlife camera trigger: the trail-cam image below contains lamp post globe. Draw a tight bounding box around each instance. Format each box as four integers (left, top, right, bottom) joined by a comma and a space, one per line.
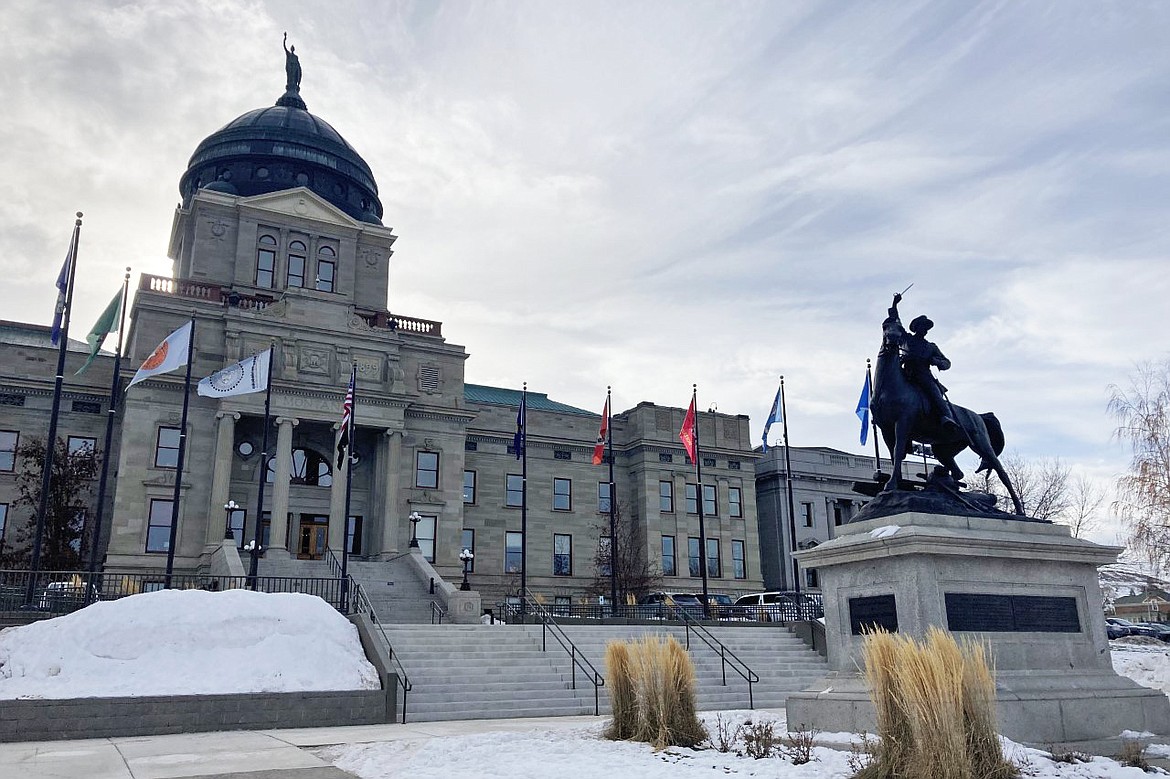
459, 547, 474, 591
223, 500, 239, 540
408, 511, 422, 548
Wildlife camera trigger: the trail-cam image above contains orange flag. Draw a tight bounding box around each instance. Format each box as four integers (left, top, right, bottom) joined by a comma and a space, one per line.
592, 396, 609, 465
679, 396, 697, 462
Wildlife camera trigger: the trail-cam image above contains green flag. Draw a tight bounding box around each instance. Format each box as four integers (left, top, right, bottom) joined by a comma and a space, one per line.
75, 288, 122, 375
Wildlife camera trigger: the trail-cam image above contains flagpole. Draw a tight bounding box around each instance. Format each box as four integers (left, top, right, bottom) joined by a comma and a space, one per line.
780, 376, 800, 593
606, 386, 617, 613
164, 314, 197, 588
520, 382, 528, 620
86, 267, 131, 591
693, 385, 710, 617
341, 363, 356, 613
24, 213, 82, 608
867, 359, 881, 474
248, 344, 275, 590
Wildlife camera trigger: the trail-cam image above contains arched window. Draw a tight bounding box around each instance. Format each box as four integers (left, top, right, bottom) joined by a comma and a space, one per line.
266, 448, 333, 487
287, 240, 307, 287
256, 235, 277, 288
316, 245, 336, 292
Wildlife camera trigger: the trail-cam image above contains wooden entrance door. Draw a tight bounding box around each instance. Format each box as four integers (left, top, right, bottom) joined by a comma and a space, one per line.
297, 515, 330, 559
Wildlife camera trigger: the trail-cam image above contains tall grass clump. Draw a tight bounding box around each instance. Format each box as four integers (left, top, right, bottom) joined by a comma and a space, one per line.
603, 635, 706, 750
857, 627, 1015, 779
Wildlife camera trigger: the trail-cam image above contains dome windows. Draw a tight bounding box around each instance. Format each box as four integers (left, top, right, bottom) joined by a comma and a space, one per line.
287, 240, 307, 287
253, 230, 340, 294
256, 234, 277, 288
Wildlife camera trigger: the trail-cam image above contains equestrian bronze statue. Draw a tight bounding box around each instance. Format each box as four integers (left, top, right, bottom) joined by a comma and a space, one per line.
870, 292, 1025, 515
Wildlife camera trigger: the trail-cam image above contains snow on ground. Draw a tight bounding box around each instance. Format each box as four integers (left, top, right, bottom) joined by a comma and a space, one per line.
0, 589, 379, 699
1112, 638, 1170, 697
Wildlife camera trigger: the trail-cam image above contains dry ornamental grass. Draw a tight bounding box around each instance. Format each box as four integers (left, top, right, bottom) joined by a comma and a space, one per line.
603, 634, 706, 750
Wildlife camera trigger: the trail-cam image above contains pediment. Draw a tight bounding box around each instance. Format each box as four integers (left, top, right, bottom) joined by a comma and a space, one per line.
239, 188, 362, 230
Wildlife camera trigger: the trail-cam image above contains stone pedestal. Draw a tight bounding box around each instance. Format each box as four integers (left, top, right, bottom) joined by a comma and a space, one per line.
786, 511, 1170, 744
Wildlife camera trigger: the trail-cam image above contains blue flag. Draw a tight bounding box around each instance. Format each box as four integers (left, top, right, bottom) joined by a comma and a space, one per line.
50, 246, 72, 345
513, 391, 526, 460
856, 372, 872, 445
761, 383, 782, 452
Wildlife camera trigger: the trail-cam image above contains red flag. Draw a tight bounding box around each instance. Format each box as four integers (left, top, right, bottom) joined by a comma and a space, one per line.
592, 396, 609, 465
679, 396, 697, 462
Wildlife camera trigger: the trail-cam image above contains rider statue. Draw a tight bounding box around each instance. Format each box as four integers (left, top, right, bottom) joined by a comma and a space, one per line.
283, 32, 302, 93
886, 292, 959, 432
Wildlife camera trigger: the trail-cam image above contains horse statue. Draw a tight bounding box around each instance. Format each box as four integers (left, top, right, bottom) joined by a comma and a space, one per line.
870, 293, 1025, 516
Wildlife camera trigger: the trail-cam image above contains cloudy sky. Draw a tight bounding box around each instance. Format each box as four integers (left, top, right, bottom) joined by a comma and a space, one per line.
3, 1, 1168, 547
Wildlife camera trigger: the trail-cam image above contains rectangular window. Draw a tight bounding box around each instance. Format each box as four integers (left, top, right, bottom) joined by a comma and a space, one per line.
228, 507, 246, 548
685, 484, 698, 514
806, 568, 819, 588
155, 426, 181, 468
598, 536, 612, 576
461, 528, 475, 573
732, 540, 746, 580
659, 480, 674, 513
598, 482, 612, 513
802, 502, 814, 528
553, 533, 572, 576
834, 503, 844, 526
67, 436, 96, 456
553, 478, 572, 511
0, 430, 18, 471
316, 259, 336, 292
415, 451, 439, 488
506, 474, 524, 507
661, 535, 677, 577
688, 537, 701, 578
146, 499, 174, 553
706, 538, 721, 578
347, 515, 363, 555
505, 531, 523, 573
463, 470, 477, 504
256, 244, 276, 288
287, 253, 306, 287
417, 514, 436, 563
702, 484, 717, 517
0, 503, 8, 543
729, 487, 743, 519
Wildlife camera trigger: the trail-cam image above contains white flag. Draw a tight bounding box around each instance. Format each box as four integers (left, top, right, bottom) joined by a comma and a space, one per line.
127, 321, 192, 390
198, 349, 271, 398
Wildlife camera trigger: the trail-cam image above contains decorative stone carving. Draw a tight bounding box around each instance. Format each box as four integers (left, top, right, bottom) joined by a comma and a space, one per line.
360, 248, 381, 268
298, 346, 331, 375
354, 354, 383, 382
206, 218, 230, 240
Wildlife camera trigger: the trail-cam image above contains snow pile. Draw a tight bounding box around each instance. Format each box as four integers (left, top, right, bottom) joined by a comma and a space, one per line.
0, 589, 379, 699
869, 525, 900, 539
1112, 641, 1170, 697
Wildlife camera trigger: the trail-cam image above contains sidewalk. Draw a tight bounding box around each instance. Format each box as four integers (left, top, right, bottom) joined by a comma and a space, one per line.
0, 714, 607, 779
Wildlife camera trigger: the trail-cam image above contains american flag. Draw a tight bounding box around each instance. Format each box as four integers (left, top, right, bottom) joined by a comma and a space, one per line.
336, 368, 355, 470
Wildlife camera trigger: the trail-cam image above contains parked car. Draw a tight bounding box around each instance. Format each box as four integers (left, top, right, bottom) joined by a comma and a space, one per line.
637, 592, 705, 620
1137, 623, 1170, 643
1107, 617, 1159, 639
734, 591, 823, 623
37, 580, 98, 612
697, 593, 750, 620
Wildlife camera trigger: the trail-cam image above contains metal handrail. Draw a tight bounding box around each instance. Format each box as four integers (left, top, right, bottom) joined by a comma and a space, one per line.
430, 600, 446, 624
521, 589, 605, 716
351, 581, 413, 723
323, 547, 344, 578
676, 606, 760, 709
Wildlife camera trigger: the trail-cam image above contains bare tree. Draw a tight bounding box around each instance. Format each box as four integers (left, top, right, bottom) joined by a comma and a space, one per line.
1109, 360, 1170, 574
1, 437, 101, 569
1066, 473, 1105, 539
974, 451, 1070, 520
589, 502, 660, 604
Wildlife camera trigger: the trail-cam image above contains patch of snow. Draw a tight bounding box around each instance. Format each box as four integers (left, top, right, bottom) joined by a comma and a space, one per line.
869, 525, 900, 539
0, 589, 379, 699
1111, 642, 1170, 698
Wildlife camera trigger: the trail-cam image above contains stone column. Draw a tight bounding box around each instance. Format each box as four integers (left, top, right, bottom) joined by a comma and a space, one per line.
380, 429, 403, 557
206, 411, 240, 546
270, 416, 298, 552
328, 424, 348, 551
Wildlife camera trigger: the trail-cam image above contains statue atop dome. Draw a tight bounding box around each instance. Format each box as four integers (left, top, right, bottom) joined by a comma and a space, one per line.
277, 33, 308, 111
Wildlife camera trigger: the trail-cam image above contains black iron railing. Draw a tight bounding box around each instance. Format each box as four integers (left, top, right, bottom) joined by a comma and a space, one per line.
351, 582, 412, 723
494, 594, 823, 625
0, 569, 347, 616
522, 589, 605, 716
676, 606, 760, 708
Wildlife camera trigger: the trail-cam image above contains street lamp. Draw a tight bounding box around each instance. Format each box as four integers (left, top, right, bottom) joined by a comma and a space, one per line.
408, 511, 421, 548
459, 547, 474, 591
223, 500, 239, 541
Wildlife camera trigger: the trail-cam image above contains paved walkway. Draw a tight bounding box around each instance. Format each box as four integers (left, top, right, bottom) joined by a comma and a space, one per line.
0, 715, 607, 779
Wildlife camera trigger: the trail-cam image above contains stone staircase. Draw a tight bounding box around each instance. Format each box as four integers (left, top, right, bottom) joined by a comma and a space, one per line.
257, 553, 442, 623
380, 622, 827, 722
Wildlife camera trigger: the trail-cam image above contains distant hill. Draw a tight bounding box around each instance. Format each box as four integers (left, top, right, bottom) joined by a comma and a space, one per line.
1100, 563, 1170, 602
